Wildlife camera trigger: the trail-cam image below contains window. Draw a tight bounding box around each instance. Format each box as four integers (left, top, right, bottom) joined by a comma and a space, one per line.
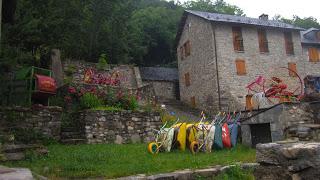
191, 96, 196, 107
180, 46, 184, 60
235, 59, 246, 75
232, 27, 244, 51
246, 95, 253, 110
288, 62, 297, 77
284, 32, 294, 55
185, 73, 190, 87
184, 41, 191, 57
308, 48, 319, 62
258, 29, 269, 53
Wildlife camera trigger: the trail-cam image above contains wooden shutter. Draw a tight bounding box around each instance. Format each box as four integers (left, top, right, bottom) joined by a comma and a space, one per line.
232, 27, 243, 51
258, 29, 268, 52
308, 48, 319, 62
191, 96, 196, 107
180, 46, 184, 60
184, 41, 191, 57
288, 62, 297, 77
185, 73, 190, 87
246, 95, 253, 110
284, 32, 294, 54
235, 59, 246, 75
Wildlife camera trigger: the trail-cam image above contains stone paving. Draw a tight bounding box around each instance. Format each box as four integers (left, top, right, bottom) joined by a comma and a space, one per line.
0, 166, 33, 180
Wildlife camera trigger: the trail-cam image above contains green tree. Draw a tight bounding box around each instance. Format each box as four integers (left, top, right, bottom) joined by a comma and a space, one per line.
183, 0, 244, 15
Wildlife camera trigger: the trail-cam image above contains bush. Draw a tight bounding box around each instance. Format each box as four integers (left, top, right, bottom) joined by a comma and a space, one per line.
80, 93, 103, 109
117, 94, 139, 111
97, 54, 108, 70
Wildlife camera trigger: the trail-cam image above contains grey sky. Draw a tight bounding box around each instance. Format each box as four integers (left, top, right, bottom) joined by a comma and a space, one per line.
174, 0, 320, 21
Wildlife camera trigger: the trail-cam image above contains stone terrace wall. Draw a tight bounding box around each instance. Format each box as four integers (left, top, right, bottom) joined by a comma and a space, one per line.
80, 110, 162, 144
0, 106, 62, 141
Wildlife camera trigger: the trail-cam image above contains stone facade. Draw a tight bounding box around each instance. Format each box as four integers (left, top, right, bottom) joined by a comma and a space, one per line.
80, 110, 162, 144
241, 102, 319, 147
0, 106, 62, 141
177, 11, 320, 113
177, 14, 219, 113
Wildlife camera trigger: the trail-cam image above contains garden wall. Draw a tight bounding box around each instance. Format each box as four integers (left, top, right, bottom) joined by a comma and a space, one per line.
80, 110, 162, 144
0, 106, 62, 142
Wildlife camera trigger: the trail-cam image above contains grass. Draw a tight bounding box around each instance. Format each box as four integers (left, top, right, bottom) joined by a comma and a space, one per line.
4, 144, 255, 179
92, 106, 123, 112
214, 165, 255, 180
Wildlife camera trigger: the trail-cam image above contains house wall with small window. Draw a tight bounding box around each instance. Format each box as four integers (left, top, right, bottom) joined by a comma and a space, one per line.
213, 23, 320, 110
177, 13, 320, 113
177, 14, 220, 112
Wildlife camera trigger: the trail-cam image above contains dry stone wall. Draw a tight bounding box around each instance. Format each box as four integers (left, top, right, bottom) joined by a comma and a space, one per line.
80, 110, 162, 144
0, 106, 62, 141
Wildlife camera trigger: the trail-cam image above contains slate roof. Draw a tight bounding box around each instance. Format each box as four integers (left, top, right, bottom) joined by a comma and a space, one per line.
300, 28, 320, 45
186, 10, 303, 30
139, 67, 178, 82
176, 10, 304, 46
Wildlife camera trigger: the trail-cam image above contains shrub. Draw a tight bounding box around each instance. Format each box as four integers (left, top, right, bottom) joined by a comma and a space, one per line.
80, 92, 103, 109
97, 54, 108, 70
93, 106, 123, 112
117, 94, 139, 111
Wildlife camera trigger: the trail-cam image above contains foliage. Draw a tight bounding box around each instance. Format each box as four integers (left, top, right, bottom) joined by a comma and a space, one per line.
79, 92, 103, 109
161, 111, 177, 126
97, 54, 108, 70
64, 64, 77, 76
4, 144, 256, 178
215, 165, 255, 180
274, 15, 320, 29
183, 0, 244, 15
92, 106, 123, 112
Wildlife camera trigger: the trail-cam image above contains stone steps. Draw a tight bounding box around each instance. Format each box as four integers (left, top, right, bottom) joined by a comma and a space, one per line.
60, 126, 86, 144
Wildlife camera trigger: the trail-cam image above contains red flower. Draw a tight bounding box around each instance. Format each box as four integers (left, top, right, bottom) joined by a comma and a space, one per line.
68, 86, 76, 94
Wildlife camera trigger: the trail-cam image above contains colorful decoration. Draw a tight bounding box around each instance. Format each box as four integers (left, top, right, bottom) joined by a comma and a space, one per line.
246, 67, 304, 107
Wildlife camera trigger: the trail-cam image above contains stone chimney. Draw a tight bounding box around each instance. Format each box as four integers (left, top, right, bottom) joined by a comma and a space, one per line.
259, 14, 269, 20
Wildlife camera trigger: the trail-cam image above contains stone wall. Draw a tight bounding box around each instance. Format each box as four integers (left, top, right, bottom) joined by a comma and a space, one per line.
144, 80, 177, 100
0, 106, 62, 141
177, 14, 219, 113
241, 102, 319, 147
177, 13, 320, 113
255, 142, 320, 180
80, 110, 162, 144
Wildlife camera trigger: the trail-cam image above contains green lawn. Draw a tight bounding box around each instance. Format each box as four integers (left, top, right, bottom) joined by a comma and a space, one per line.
4, 144, 256, 179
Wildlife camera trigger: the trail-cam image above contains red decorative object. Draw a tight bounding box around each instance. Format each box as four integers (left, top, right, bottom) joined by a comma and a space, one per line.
35, 74, 57, 93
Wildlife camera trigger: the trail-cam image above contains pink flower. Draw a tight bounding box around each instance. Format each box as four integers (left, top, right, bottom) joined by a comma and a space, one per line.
68, 87, 76, 94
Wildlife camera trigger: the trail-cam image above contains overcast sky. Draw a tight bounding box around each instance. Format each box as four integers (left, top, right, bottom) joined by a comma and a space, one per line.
176, 0, 320, 21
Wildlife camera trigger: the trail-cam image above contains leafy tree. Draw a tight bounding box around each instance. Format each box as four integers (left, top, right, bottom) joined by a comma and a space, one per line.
183, 0, 244, 15
273, 14, 320, 29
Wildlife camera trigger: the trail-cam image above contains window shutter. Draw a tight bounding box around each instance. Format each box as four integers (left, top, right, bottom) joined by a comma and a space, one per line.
246, 95, 253, 110
184, 41, 191, 57
185, 73, 190, 87
288, 62, 297, 77
232, 27, 243, 51
180, 46, 184, 60
235, 59, 246, 75
191, 96, 196, 107
258, 29, 268, 52
284, 32, 294, 54
309, 48, 319, 62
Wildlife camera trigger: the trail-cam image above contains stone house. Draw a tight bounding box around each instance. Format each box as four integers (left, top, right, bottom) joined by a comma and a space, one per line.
139, 67, 179, 100
176, 10, 320, 113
